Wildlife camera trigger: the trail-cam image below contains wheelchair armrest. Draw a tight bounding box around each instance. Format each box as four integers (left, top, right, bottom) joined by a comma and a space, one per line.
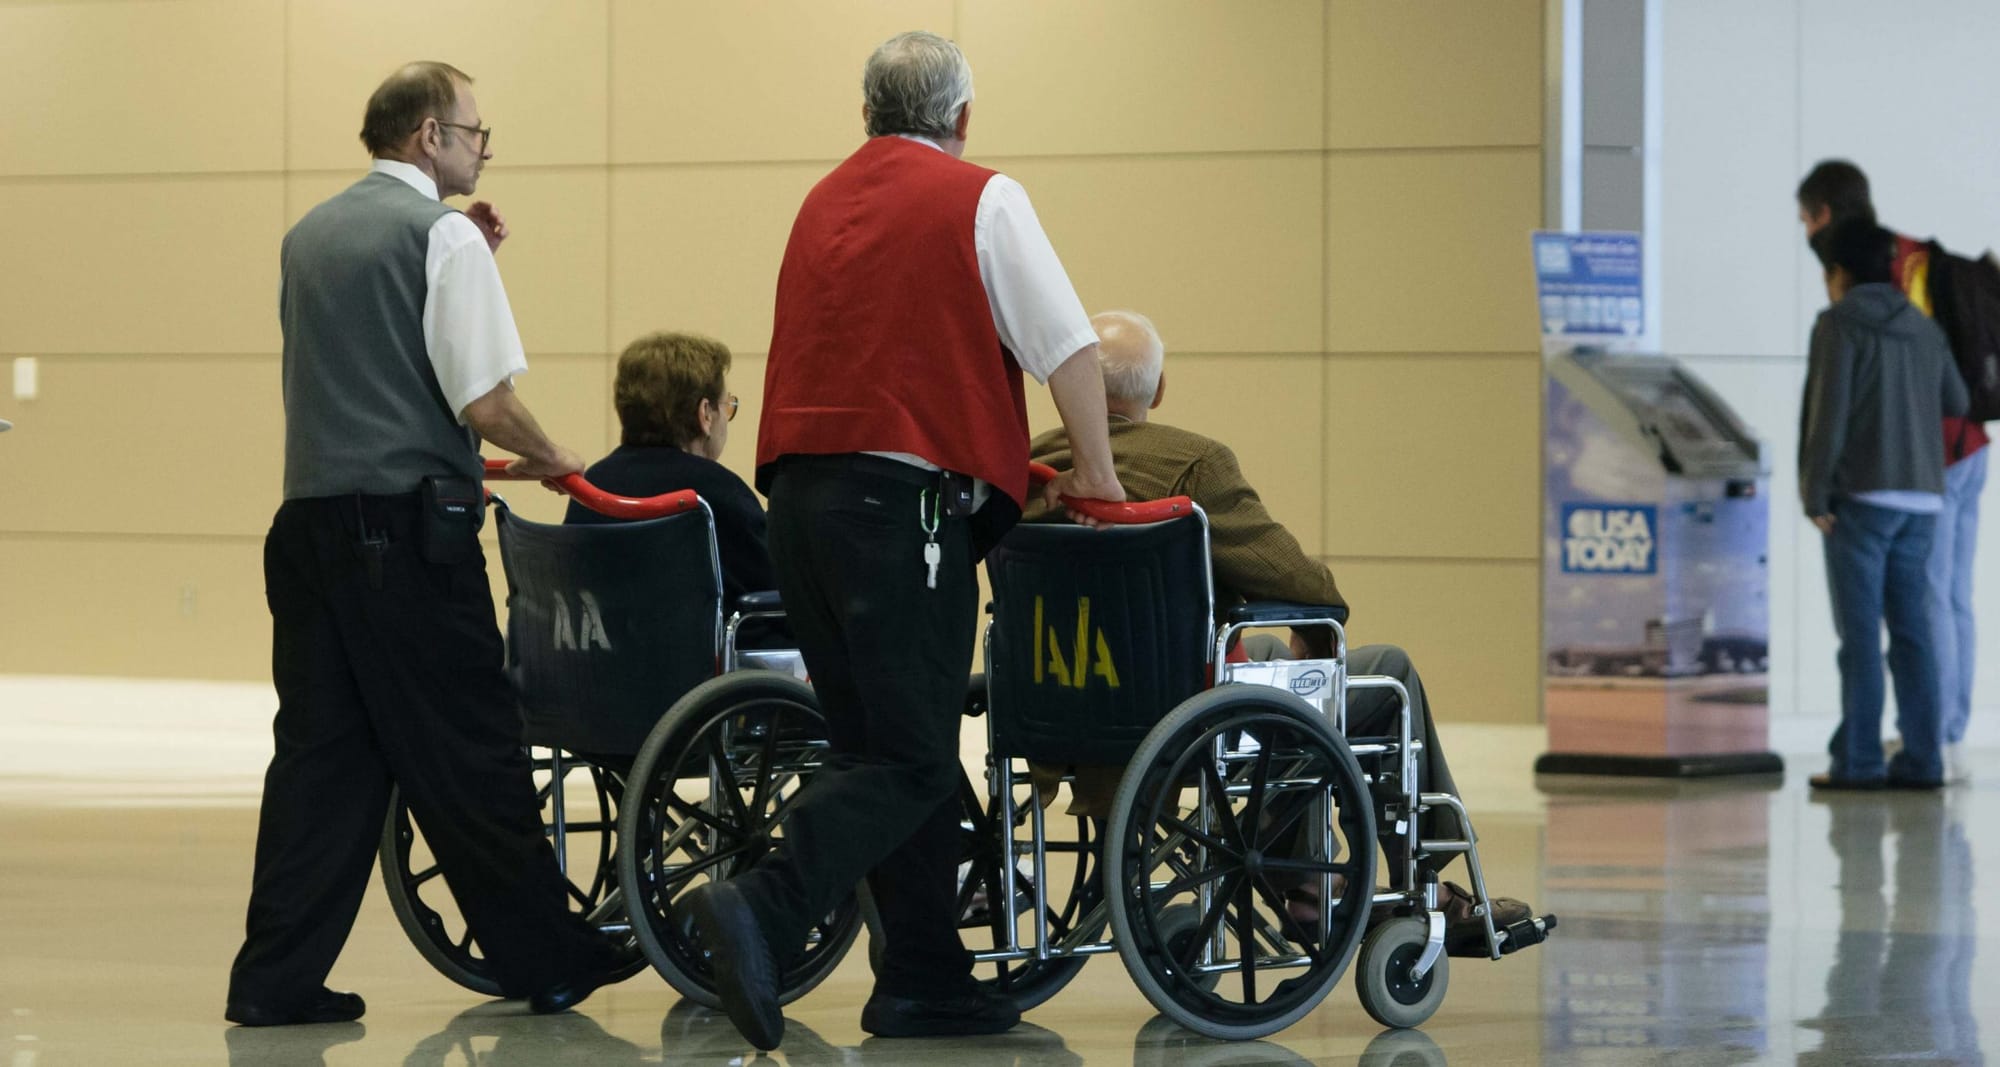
736, 590, 783, 613
1226, 601, 1349, 626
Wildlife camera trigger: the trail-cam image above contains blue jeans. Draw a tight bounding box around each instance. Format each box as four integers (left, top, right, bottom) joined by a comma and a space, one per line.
1927, 446, 1987, 745
1822, 498, 1942, 781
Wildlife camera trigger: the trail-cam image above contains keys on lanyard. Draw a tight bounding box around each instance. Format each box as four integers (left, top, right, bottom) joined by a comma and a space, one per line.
919, 488, 942, 590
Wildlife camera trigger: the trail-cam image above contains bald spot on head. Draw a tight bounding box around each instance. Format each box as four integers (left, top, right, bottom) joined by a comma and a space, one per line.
1091, 310, 1164, 419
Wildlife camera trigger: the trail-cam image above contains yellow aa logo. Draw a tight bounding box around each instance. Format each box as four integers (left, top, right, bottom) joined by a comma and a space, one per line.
551, 590, 613, 652
1032, 595, 1121, 689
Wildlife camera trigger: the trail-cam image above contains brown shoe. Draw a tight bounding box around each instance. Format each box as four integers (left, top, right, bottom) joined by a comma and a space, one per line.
1439, 881, 1533, 955
1279, 874, 1350, 928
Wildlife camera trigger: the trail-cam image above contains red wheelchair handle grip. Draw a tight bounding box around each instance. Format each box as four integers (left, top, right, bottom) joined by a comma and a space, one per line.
483, 457, 699, 520
1027, 461, 1193, 525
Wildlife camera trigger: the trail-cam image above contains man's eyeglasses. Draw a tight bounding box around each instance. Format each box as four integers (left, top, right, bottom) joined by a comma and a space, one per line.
724, 394, 740, 422
436, 121, 492, 152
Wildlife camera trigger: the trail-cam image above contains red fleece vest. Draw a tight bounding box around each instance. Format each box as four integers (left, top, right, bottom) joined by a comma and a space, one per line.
756, 136, 1032, 505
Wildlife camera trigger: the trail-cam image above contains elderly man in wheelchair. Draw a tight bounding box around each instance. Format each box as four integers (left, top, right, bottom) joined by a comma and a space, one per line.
942, 309, 1554, 1038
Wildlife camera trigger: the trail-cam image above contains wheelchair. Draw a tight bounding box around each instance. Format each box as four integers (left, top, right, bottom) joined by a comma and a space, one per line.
376, 462, 870, 1005
944, 467, 1555, 1039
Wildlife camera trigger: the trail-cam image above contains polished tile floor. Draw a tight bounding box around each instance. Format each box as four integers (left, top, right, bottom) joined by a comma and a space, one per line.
0, 678, 1993, 1065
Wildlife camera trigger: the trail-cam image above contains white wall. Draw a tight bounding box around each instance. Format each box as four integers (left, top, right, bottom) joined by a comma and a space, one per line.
1658, 0, 2000, 747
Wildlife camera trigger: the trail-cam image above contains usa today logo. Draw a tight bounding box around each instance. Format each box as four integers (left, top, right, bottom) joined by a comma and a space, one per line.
1561, 503, 1657, 574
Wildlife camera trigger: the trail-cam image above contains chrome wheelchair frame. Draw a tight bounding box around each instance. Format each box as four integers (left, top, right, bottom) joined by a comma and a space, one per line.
965, 502, 1547, 1039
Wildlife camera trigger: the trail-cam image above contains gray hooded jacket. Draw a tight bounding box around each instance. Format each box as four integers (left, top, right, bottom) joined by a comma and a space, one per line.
1798, 282, 1969, 517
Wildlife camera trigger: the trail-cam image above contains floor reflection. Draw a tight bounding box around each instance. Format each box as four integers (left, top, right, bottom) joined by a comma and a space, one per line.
1536, 777, 1992, 1067
373, 1000, 1463, 1066
1131, 1014, 1316, 1067
401, 1003, 646, 1065
10, 694, 1996, 1066
1797, 794, 1982, 1066
391, 1000, 1086, 1066
1539, 779, 1778, 1065
222, 1020, 364, 1066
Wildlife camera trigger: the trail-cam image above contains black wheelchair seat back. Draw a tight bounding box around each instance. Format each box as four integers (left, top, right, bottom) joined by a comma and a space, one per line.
986, 514, 1213, 765
496, 501, 723, 756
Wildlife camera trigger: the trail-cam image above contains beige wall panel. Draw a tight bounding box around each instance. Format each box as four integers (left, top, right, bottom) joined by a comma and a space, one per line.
1325, 0, 1542, 149
483, 354, 613, 527
287, 169, 609, 355
1325, 149, 1540, 353
609, 164, 824, 357
0, 1, 283, 176
1146, 354, 1327, 556
1322, 354, 1540, 560
960, 0, 1323, 157
1328, 558, 1540, 725
287, 0, 609, 171
0, 357, 282, 538
1000, 155, 1323, 353
0, 176, 282, 354
610, 0, 952, 164
0, 535, 267, 680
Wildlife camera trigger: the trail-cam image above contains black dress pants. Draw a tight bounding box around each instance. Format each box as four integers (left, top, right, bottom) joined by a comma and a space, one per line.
734, 456, 984, 998
227, 495, 604, 1010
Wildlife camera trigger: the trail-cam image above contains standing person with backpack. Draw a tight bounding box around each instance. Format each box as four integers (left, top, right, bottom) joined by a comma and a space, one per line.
1796, 216, 1968, 790
1799, 160, 1995, 783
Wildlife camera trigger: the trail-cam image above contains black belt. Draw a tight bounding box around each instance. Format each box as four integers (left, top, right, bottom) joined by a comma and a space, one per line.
284, 491, 421, 523
777, 453, 969, 492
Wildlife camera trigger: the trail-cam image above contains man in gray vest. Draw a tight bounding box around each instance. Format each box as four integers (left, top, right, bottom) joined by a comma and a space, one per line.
225, 61, 622, 1026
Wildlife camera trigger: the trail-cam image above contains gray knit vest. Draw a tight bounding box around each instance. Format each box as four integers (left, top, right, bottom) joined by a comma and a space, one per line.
280, 171, 478, 499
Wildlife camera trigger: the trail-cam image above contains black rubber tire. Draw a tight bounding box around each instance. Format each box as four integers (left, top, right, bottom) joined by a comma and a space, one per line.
379, 752, 642, 995
616, 672, 862, 1008
1354, 916, 1449, 1030
1105, 685, 1377, 1041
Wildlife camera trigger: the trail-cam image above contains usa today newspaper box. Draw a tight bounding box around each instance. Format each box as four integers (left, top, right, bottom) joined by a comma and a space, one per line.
1538, 351, 1783, 777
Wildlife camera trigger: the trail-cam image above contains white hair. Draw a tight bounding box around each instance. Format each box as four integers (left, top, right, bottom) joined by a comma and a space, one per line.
863, 31, 975, 141
1093, 310, 1164, 404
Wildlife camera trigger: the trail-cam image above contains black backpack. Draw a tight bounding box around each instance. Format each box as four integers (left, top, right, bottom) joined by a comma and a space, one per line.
1924, 240, 2000, 421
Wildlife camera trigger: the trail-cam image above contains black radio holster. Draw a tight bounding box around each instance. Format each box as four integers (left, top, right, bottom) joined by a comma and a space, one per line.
418, 474, 486, 565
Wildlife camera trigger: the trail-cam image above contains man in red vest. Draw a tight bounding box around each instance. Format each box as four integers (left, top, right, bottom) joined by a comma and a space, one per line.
681, 31, 1123, 1049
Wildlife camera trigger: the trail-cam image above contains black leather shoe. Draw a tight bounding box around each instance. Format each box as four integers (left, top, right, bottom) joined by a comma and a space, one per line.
682, 882, 784, 1050
1809, 772, 1886, 791
860, 989, 1021, 1038
528, 973, 608, 1015
224, 987, 365, 1027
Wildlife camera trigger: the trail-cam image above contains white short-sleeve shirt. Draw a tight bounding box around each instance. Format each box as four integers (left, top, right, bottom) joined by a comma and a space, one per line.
372, 159, 529, 421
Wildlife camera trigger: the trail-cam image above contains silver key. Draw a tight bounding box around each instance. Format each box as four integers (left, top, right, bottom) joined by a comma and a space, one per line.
923, 540, 941, 589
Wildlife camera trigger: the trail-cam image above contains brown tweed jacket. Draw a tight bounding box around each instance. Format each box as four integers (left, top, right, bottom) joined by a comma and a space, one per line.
1027, 420, 1345, 613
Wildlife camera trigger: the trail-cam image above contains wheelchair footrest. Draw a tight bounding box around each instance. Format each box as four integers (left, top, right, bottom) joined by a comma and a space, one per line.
1459, 912, 1557, 958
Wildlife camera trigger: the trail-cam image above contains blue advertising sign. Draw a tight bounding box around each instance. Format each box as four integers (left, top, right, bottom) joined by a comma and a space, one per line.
1559, 502, 1658, 575
1533, 230, 1642, 339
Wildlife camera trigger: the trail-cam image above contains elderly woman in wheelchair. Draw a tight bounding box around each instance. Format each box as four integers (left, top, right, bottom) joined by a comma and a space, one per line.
377, 331, 879, 1016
